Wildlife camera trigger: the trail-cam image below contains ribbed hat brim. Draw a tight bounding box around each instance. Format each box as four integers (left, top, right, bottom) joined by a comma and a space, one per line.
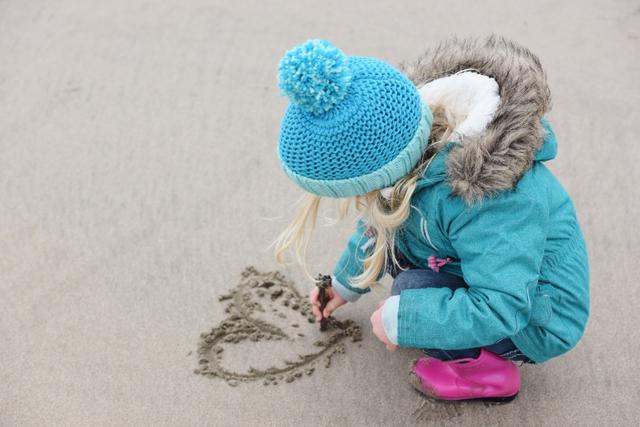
280, 104, 433, 198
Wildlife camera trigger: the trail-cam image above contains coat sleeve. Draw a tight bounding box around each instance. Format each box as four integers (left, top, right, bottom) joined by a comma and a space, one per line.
331, 220, 377, 302
396, 191, 549, 349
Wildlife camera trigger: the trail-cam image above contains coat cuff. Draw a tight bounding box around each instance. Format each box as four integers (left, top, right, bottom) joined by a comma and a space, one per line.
382, 295, 400, 345
331, 276, 367, 303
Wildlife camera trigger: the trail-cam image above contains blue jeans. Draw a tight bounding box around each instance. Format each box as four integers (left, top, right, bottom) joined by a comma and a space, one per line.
389, 267, 533, 363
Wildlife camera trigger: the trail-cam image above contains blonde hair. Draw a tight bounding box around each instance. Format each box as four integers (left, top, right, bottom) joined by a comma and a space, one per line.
274, 104, 458, 289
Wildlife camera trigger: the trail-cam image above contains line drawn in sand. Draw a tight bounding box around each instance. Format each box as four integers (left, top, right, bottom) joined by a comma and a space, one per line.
411, 395, 512, 422
412, 398, 466, 422
195, 266, 362, 387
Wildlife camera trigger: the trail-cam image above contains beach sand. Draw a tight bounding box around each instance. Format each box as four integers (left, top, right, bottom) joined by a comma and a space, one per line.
1, 0, 639, 425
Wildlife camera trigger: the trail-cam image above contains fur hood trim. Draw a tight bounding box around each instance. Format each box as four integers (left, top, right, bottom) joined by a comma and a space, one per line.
401, 36, 552, 203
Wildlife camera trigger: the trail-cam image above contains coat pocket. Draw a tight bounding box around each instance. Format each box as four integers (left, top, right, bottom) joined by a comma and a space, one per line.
529, 282, 556, 327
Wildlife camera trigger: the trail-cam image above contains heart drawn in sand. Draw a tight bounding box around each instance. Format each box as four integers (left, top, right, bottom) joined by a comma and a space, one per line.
195, 266, 362, 387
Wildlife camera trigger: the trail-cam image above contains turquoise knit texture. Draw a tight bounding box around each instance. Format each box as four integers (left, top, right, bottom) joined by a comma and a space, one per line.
281, 104, 432, 198
277, 40, 430, 198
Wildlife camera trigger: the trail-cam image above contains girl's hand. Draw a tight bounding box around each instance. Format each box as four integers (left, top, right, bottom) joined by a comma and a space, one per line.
309, 286, 347, 323
370, 300, 399, 352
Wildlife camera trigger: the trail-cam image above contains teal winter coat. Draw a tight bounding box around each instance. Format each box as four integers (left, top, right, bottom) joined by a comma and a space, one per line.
332, 121, 590, 363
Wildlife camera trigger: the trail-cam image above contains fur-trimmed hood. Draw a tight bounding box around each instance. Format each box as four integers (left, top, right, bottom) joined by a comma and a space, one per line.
401, 36, 552, 203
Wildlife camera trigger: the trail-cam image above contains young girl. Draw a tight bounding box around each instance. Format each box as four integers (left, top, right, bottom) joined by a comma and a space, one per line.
274, 37, 589, 402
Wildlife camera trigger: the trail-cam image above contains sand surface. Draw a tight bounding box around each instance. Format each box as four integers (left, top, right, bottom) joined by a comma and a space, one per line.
1, 0, 639, 425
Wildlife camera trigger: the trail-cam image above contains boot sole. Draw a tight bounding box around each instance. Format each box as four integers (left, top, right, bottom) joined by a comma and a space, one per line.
409, 371, 519, 403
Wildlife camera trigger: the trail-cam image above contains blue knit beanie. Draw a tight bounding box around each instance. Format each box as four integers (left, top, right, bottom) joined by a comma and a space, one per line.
277, 39, 433, 198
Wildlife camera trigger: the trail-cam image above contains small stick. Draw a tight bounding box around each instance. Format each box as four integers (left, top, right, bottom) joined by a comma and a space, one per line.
315, 274, 332, 331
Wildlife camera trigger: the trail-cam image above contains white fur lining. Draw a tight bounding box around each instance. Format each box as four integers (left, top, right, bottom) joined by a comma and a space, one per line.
419, 71, 500, 142
380, 72, 500, 200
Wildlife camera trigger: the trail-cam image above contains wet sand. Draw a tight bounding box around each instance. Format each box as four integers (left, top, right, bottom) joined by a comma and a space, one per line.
194, 267, 362, 386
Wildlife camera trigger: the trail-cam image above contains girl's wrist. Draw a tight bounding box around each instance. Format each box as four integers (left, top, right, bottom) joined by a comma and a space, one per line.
331, 276, 362, 303
381, 296, 400, 345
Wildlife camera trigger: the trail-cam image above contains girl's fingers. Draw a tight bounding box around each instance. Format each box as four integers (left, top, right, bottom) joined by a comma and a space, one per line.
322, 306, 331, 318
311, 305, 322, 321
322, 297, 341, 318
309, 287, 345, 319
309, 288, 320, 307
386, 344, 398, 352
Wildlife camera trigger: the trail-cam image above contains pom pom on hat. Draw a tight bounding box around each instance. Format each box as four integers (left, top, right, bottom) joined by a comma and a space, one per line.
278, 39, 352, 115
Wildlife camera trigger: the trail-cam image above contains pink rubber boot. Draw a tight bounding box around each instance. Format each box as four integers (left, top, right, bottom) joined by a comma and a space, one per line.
409, 349, 520, 402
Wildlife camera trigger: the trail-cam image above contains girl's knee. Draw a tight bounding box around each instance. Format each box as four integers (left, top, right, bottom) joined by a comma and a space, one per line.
390, 269, 467, 296
390, 269, 423, 295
